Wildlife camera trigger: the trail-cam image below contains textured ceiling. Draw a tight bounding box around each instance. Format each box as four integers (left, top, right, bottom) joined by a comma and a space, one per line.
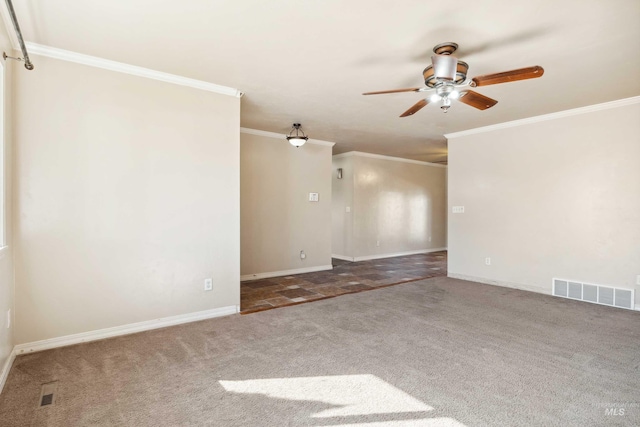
8, 0, 640, 162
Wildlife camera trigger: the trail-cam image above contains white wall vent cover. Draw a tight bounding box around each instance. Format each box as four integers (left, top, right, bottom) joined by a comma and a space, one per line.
553, 278, 634, 310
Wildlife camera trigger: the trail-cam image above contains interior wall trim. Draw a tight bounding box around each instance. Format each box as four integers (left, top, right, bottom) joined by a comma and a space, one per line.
331, 254, 355, 262
241, 264, 333, 282
0, 347, 16, 394
25, 42, 243, 98
353, 248, 447, 262
332, 151, 447, 168
449, 273, 640, 311
445, 96, 640, 139
448, 272, 551, 295
12, 305, 239, 356
240, 127, 336, 147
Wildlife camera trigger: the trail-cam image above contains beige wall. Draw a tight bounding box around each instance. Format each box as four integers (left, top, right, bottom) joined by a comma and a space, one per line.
0, 18, 14, 384
447, 100, 640, 306
14, 56, 240, 344
241, 131, 333, 278
332, 152, 448, 260
331, 155, 353, 257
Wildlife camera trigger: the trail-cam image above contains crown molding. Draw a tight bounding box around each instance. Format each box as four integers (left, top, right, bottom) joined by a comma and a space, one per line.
332, 151, 447, 168
240, 127, 335, 147
445, 96, 640, 139
25, 42, 243, 98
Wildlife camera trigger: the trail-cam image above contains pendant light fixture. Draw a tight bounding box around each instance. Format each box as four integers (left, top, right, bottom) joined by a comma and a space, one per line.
286, 123, 309, 147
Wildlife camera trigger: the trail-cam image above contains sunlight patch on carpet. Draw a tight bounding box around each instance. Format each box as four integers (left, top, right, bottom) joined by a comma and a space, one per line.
336, 420, 466, 427
220, 374, 433, 418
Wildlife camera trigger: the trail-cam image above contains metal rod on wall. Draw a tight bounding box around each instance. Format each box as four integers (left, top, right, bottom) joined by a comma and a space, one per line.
3, 0, 34, 70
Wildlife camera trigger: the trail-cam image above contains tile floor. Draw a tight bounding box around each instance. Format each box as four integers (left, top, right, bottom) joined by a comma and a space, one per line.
241, 251, 447, 313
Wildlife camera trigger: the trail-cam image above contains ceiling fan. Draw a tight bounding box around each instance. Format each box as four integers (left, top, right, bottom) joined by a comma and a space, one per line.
363, 42, 544, 116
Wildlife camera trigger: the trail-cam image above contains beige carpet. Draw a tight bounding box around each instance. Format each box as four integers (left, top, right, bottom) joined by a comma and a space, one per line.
0, 276, 639, 426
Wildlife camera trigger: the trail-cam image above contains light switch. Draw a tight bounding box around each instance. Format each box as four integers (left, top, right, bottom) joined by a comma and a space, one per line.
309, 193, 319, 202
346, 206, 351, 213
452, 206, 465, 213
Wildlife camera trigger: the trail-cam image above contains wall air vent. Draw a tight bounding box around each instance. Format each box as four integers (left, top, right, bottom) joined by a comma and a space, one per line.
552, 278, 634, 310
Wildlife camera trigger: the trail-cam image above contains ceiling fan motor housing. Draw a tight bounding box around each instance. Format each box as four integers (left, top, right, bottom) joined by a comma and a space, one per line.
423, 61, 468, 87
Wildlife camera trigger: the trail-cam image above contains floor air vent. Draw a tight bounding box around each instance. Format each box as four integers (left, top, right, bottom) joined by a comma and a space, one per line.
553, 279, 634, 310
38, 381, 58, 408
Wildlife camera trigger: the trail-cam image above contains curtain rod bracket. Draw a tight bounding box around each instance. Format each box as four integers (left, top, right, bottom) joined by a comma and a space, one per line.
2, 52, 33, 70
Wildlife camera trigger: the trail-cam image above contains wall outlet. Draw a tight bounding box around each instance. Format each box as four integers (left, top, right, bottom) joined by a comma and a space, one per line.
376, 240, 380, 247
308, 193, 319, 202
428, 236, 432, 242
6, 309, 9, 329
204, 278, 213, 291
300, 250, 306, 260
485, 257, 491, 266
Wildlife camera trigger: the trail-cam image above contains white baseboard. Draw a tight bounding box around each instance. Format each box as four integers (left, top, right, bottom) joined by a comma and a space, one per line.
13, 305, 239, 356
353, 248, 447, 262
241, 264, 333, 281
447, 272, 551, 295
0, 347, 17, 394
331, 254, 355, 262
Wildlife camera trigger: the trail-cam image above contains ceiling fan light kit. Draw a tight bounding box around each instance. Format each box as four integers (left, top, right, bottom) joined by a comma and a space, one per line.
363, 42, 544, 116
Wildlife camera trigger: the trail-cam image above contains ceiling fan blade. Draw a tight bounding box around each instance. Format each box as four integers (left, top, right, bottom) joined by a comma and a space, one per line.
362, 88, 422, 95
458, 90, 498, 110
472, 66, 544, 87
400, 99, 429, 117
